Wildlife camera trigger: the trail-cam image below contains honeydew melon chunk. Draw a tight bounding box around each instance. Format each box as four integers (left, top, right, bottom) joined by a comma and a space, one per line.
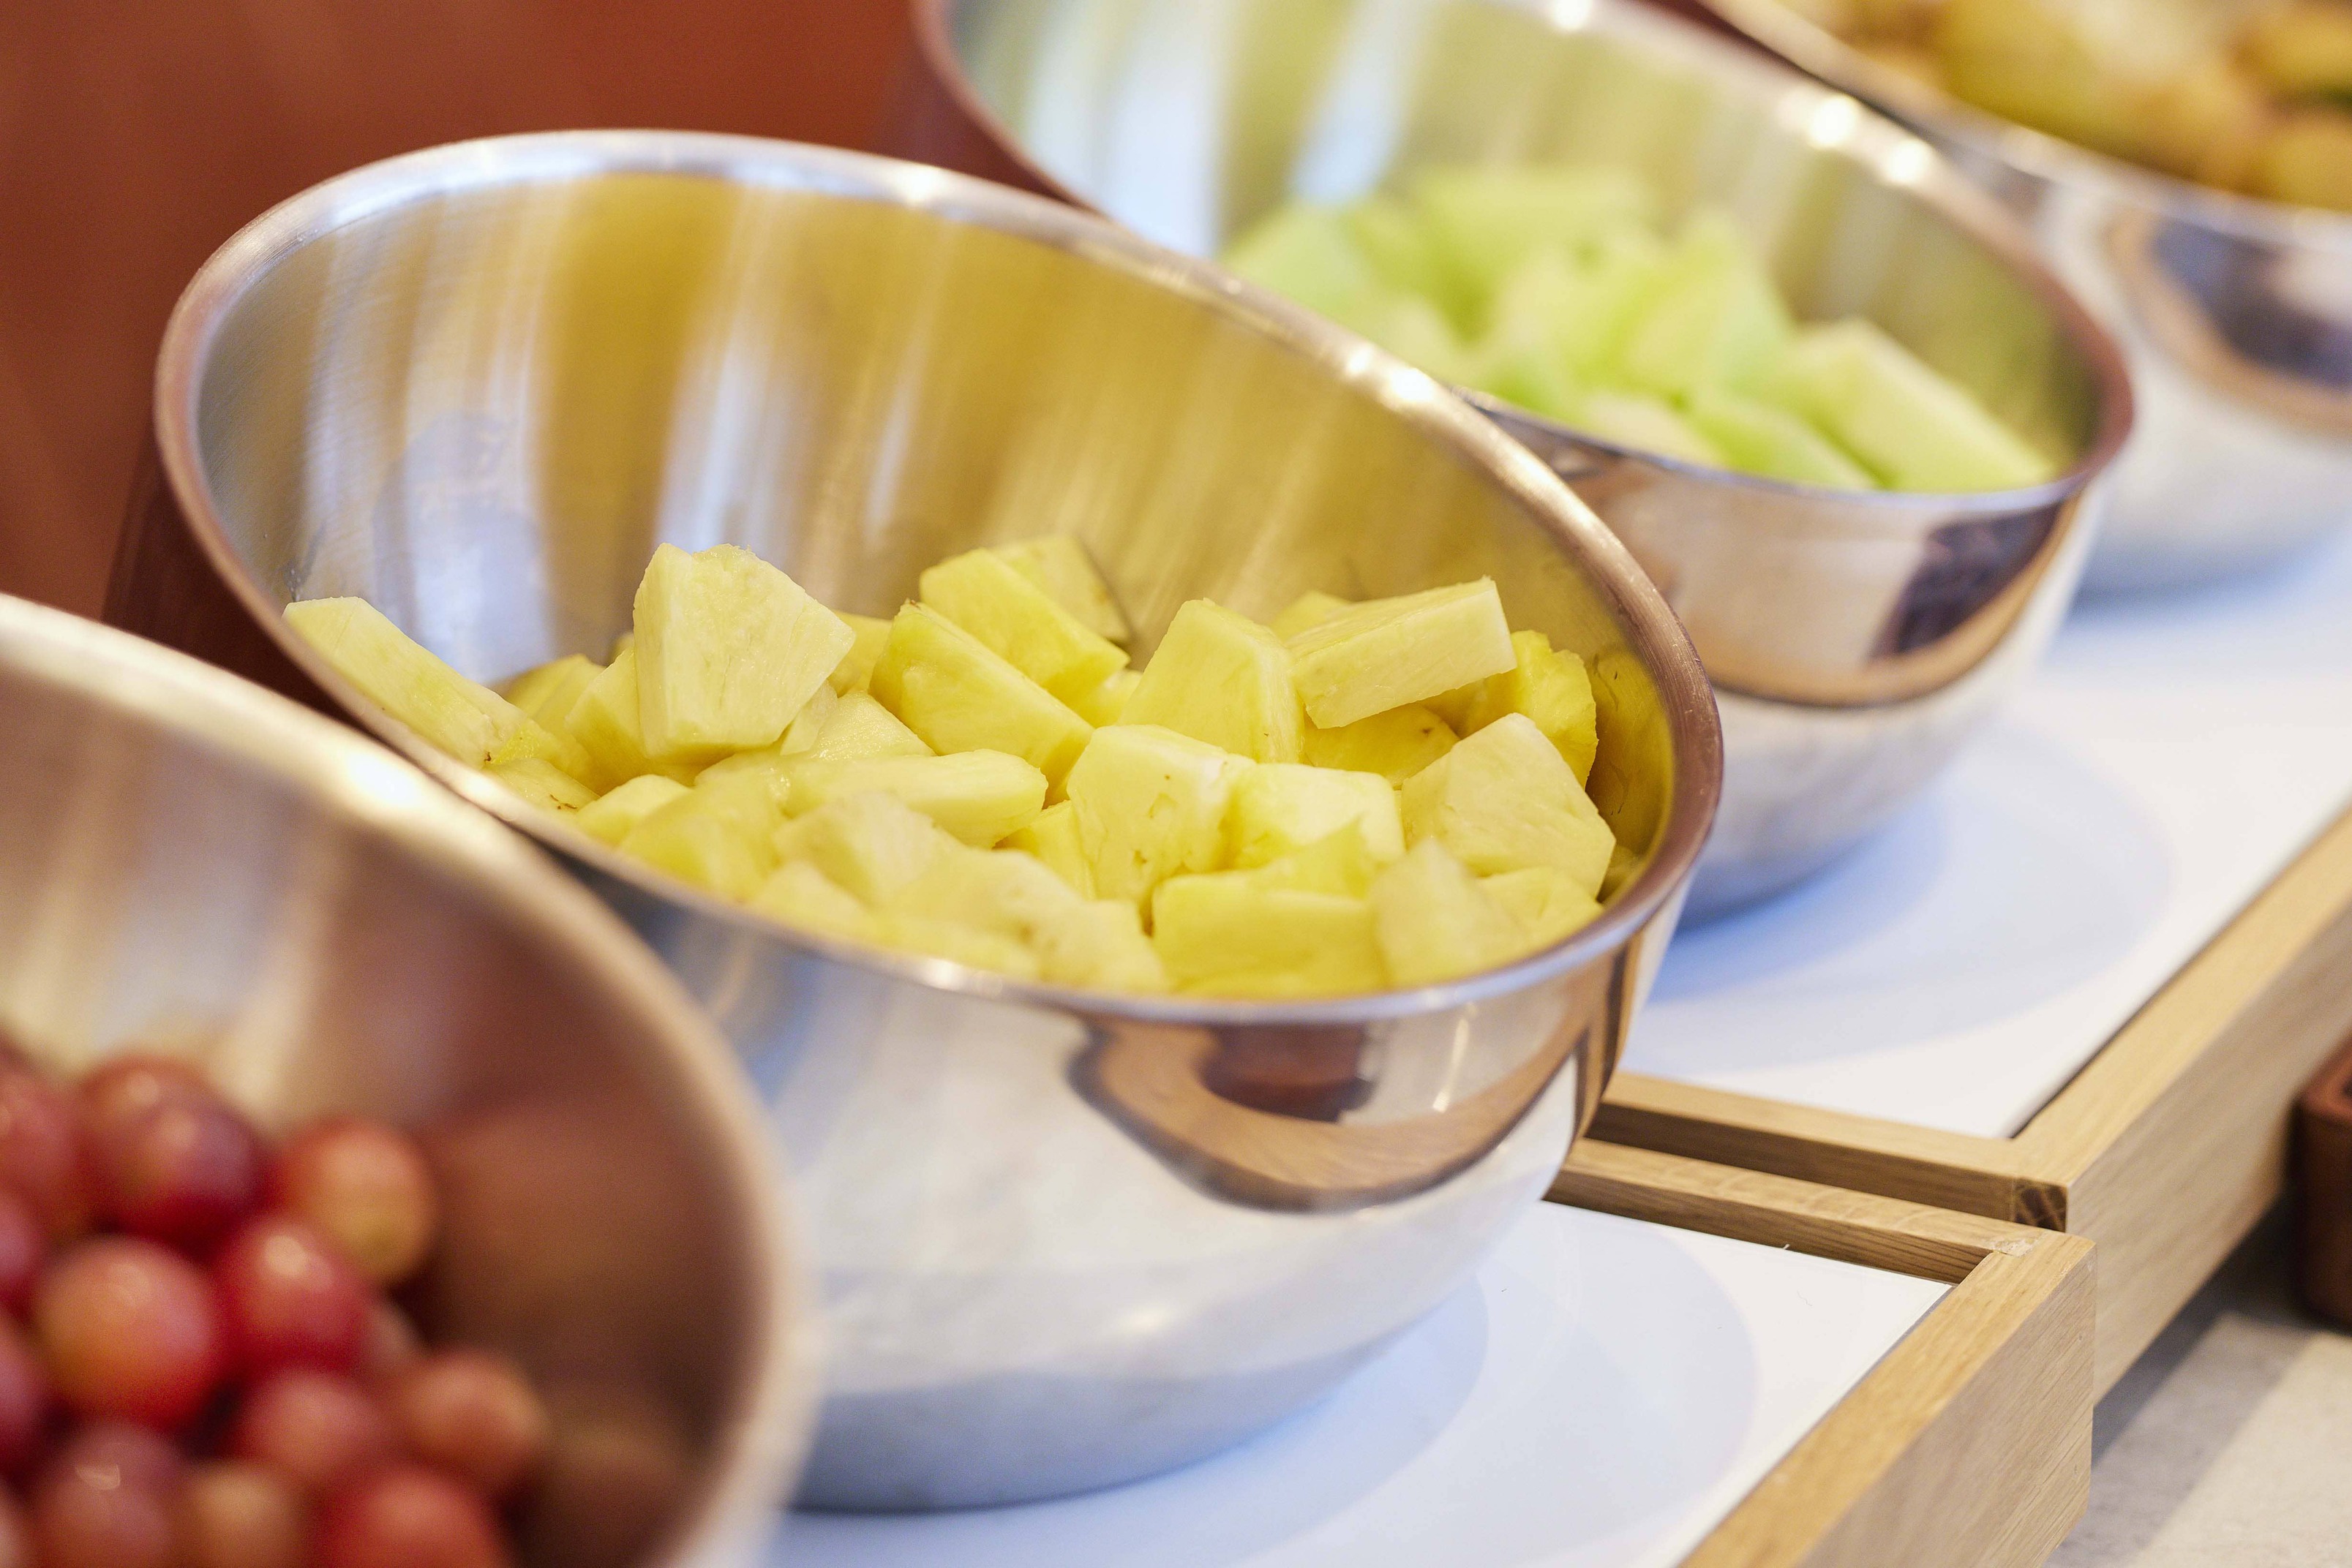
1484, 865, 1605, 948
1003, 801, 1096, 898
616, 773, 784, 901
779, 750, 1047, 848
1614, 214, 1793, 401
1370, 839, 1528, 987
1345, 195, 1472, 326
920, 547, 1129, 703
1480, 235, 1666, 380
1121, 600, 1305, 764
1222, 201, 1385, 323
1764, 320, 2057, 493
1285, 578, 1515, 728
1226, 764, 1403, 868
1684, 388, 1876, 491
284, 598, 525, 766
1576, 393, 1726, 468
1402, 712, 1615, 894
632, 543, 854, 760
773, 791, 953, 906
891, 849, 1168, 991
1431, 629, 1600, 785
1340, 294, 1477, 385
1465, 333, 1584, 425
503, 655, 604, 733
749, 861, 879, 943
803, 692, 931, 763
828, 614, 894, 696
1151, 875, 1385, 997
873, 915, 1042, 981
776, 682, 841, 755
1246, 821, 1383, 899
1064, 725, 1253, 908
486, 758, 598, 815
1408, 164, 1657, 301
1067, 668, 1142, 728
869, 604, 1093, 785
575, 775, 691, 847
1302, 704, 1457, 785
486, 719, 598, 788
566, 649, 703, 788
1270, 591, 1353, 642
991, 536, 1132, 644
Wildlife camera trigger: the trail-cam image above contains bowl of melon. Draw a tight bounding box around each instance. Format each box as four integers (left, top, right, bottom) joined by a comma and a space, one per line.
906, 0, 2135, 914
113, 133, 1718, 1507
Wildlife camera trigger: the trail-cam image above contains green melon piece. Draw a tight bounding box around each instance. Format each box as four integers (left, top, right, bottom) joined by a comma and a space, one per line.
1344, 195, 1471, 326
1575, 393, 1726, 468
1685, 388, 1876, 491
1614, 214, 1793, 401
1407, 165, 1657, 301
1222, 202, 1384, 322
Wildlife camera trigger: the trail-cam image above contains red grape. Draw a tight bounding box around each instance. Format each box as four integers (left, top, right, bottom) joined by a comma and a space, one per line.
316, 1464, 511, 1568
0, 1191, 44, 1316
89, 1093, 266, 1256
271, 1117, 438, 1286
0, 1068, 92, 1241
212, 1215, 369, 1376
78, 1058, 213, 1140
230, 1370, 396, 1495
0, 1319, 48, 1473
30, 1421, 184, 1568
36, 1237, 225, 1428
391, 1349, 549, 1499
360, 1297, 423, 1385
180, 1461, 309, 1568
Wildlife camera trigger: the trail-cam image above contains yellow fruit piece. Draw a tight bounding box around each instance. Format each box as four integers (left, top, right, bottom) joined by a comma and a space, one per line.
632, 543, 854, 760
749, 861, 879, 943
1067, 668, 1142, 728
892, 848, 1168, 990
780, 750, 1048, 847
1120, 600, 1305, 764
801, 692, 931, 763
920, 547, 1129, 703
873, 915, 1042, 980
566, 649, 702, 787
1483, 866, 1604, 949
991, 536, 1132, 643
575, 775, 691, 847
1402, 713, 1615, 894
1432, 630, 1599, 784
486, 757, 597, 815
1601, 843, 1644, 902
1226, 764, 1402, 868
1151, 874, 1385, 996
776, 683, 841, 754
869, 604, 1093, 784
1270, 590, 1353, 641
1004, 800, 1096, 898
1371, 840, 1527, 987
1285, 579, 1517, 728
1247, 822, 1383, 898
1064, 725, 1254, 907
486, 718, 597, 788
773, 791, 953, 905
1067, 900, 1171, 992
691, 750, 798, 817
828, 614, 893, 696
285, 599, 525, 766
503, 654, 604, 732
617, 772, 786, 900
1303, 704, 1457, 785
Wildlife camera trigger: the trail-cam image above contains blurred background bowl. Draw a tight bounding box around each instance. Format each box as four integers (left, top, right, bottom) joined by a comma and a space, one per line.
0, 593, 808, 1567
1693, 0, 2352, 593
906, 0, 2133, 916
107, 131, 1718, 1507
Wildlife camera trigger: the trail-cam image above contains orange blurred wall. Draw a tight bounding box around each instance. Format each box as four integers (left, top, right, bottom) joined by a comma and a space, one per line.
0, 0, 915, 616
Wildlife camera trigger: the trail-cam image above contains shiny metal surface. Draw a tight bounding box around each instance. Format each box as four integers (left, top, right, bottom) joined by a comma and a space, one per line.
914, 0, 2131, 914
0, 595, 808, 1568
1697, 0, 2352, 592
125, 132, 1721, 1507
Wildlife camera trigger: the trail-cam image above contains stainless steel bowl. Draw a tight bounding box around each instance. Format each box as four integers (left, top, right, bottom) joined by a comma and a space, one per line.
105, 132, 1720, 1507
0, 595, 808, 1567
905, 0, 2134, 916
1696, 0, 2352, 592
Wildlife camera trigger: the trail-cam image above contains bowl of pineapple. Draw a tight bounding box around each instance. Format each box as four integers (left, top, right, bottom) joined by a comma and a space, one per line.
111, 132, 1719, 1507
1689, 0, 2352, 591
906, 0, 2134, 915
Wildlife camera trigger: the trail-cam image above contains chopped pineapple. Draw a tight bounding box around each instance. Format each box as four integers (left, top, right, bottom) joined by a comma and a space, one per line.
801, 692, 931, 763
919, 547, 1129, 703
566, 649, 701, 788
991, 536, 1132, 643
617, 772, 784, 900
1432, 629, 1598, 784
773, 791, 952, 905
1004, 800, 1096, 898
1063, 725, 1253, 907
890, 848, 1168, 990
1121, 600, 1305, 764
1371, 840, 1530, 987
609, 630, 635, 661
1303, 704, 1457, 785
1285, 579, 1517, 728
868, 604, 1093, 784
1270, 590, 1354, 641
1226, 764, 1403, 867
575, 775, 691, 847
632, 543, 854, 760
1247, 822, 1384, 897
780, 750, 1047, 847
1401, 713, 1614, 893
872, 914, 1042, 980
1067, 668, 1142, 728
828, 614, 894, 695
486, 757, 597, 815
1151, 873, 1385, 996
748, 861, 879, 943
691, 750, 797, 815
285, 599, 525, 766
503, 654, 604, 732
1483, 866, 1604, 948
777, 683, 841, 754
486, 718, 597, 787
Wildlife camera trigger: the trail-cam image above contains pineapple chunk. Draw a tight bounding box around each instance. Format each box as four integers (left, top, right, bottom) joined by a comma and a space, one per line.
749, 862, 879, 943
486, 758, 597, 815
617, 772, 785, 900
1285, 579, 1517, 728
1484, 866, 1604, 949
872, 915, 1042, 980
1151, 873, 1385, 996
803, 692, 931, 762
1067, 668, 1142, 728
1248, 822, 1383, 897
486, 718, 597, 787
828, 614, 894, 696
576, 775, 691, 847
891, 848, 1168, 990
992, 536, 1132, 643
780, 751, 1047, 847
691, 750, 797, 815
1226, 764, 1403, 867
919, 548, 1128, 703
1004, 801, 1096, 898
1064, 725, 1253, 907
566, 650, 700, 788
776, 683, 841, 754
868, 605, 1093, 784
773, 791, 952, 905
1432, 630, 1599, 784
285, 599, 525, 766
632, 543, 854, 759
503, 654, 604, 732
1066, 900, 1170, 992
1402, 713, 1614, 894
1303, 704, 1457, 785
1270, 590, 1354, 641
1371, 840, 1529, 987
1120, 600, 1305, 764
609, 630, 635, 661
